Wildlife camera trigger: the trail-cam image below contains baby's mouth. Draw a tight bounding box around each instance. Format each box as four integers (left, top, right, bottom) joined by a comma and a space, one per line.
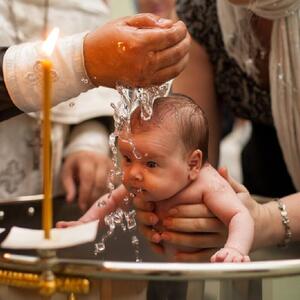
130, 187, 145, 195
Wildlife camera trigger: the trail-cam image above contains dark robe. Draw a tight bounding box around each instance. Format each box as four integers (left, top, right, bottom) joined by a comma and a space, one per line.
0, 47, 22, 121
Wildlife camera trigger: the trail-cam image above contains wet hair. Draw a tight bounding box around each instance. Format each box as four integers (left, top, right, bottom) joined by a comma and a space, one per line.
130, 94, 209, 162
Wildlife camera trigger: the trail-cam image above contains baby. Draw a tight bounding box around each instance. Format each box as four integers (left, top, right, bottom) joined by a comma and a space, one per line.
58, 95, 254, 262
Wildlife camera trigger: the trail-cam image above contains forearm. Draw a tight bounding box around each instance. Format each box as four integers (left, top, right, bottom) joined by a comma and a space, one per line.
3, 32, 93, 113
252, 193, 300, 250
225, 211, 254, 255
79, 185, 127, 224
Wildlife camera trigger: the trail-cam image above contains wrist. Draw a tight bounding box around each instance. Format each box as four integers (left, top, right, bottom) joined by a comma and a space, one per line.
252, 200, 285, 250
83, 31, 110, 88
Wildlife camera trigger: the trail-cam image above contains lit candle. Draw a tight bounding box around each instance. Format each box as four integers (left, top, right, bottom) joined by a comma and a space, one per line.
41, 28, 59, 239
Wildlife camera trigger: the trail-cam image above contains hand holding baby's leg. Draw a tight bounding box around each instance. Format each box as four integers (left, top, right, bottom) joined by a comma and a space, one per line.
210, 247, 250, 263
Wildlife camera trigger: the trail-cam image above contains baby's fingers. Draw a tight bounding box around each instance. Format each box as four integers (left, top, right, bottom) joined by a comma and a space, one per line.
56, 220, 83, 228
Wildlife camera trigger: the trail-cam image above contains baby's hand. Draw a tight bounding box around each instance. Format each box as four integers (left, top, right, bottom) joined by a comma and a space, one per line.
210, 247, 250, 263
56, 220, 84, 228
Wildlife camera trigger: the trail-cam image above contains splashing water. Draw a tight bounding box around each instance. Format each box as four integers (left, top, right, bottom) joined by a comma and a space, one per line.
94, 81, 172, 262
107, 82, 172, 192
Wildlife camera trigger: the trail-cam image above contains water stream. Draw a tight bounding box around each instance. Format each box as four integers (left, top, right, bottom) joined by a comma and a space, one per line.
94, 81, 171, 262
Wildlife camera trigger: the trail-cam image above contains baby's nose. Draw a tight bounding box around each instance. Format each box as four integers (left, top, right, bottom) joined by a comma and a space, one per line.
129, 165, 143, 181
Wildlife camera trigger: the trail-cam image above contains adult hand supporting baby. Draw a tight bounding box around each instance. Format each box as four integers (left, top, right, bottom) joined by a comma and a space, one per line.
84, 13, 190, 88
133, 176, 228, 262
134, 167, 269, 262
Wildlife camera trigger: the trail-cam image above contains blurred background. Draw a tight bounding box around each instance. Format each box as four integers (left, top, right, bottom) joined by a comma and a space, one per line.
111, 0, 134, 18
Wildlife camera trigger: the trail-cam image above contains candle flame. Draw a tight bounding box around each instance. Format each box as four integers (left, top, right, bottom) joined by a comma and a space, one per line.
42, 27, 60, 56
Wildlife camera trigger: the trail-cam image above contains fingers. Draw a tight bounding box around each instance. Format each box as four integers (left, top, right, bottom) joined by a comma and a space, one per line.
125, 13, 173, 28
218, 167, 248, 193
167, 204, 214, 218
138, 224, 161, 243
210, 248, 250, 263
150, 54, 189, 85
56, 220, 83, 228
138, 20, 189, 52
150, 243, 165, 256
242, 255, 251, 262
89, 163, 109, 203
155, 32, 190, 70
162, 217, 225, 233
61, 163, 77, 203
77, 162, 95, 211
160, 231, 226, 249
136, 210, 159, 226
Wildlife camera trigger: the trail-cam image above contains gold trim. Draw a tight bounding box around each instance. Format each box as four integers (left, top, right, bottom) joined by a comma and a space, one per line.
0, 269, 89, 296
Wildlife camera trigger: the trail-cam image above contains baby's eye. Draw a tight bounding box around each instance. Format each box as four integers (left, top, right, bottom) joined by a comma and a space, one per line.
146, 161, 158, 168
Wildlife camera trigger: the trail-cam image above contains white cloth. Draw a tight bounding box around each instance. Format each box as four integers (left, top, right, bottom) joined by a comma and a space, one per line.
3, 32, 94, 112
0, 0, 119, 198
218, 0, 300, 190
64, 120, 110, 157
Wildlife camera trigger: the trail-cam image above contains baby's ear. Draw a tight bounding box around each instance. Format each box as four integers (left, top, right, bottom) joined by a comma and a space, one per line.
188, 149, 202, 180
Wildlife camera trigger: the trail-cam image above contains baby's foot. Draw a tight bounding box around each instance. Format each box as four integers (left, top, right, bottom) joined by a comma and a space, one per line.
56, 220, 84, 228
210, 247, 250, 263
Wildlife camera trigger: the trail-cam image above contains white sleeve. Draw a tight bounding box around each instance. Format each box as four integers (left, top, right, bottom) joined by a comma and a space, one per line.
64, 120, 110, 157
3, 32, 94, 112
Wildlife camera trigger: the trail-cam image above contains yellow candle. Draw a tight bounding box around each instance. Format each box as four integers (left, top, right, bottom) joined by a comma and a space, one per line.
40, 27, 59, 240
42, 58, 53, 239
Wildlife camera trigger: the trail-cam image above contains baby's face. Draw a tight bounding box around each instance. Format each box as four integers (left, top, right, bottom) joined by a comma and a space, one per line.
118, 126, 190, 202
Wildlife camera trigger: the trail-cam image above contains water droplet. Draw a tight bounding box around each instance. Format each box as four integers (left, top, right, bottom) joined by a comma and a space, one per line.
125, 210, 136, 230
94, 242, 105, 255
81, 78, 89, 84
131, 235, 139, 245
278, 73, 284, 80
97, 199, 107, 207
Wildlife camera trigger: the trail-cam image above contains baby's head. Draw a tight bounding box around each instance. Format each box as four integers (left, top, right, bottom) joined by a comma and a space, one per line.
130, 94, 209, 161
118, 94, 209, 201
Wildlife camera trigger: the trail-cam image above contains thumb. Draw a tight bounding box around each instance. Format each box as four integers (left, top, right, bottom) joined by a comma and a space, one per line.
218, 167, 248, 193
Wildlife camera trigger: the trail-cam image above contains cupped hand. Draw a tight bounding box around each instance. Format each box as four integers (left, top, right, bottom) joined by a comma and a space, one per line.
84, 13, 190, 88
61, 151, 112, 211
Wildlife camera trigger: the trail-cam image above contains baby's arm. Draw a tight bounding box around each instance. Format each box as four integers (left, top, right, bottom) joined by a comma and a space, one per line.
201, 168, 254, 262
56, 185, 127, 228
